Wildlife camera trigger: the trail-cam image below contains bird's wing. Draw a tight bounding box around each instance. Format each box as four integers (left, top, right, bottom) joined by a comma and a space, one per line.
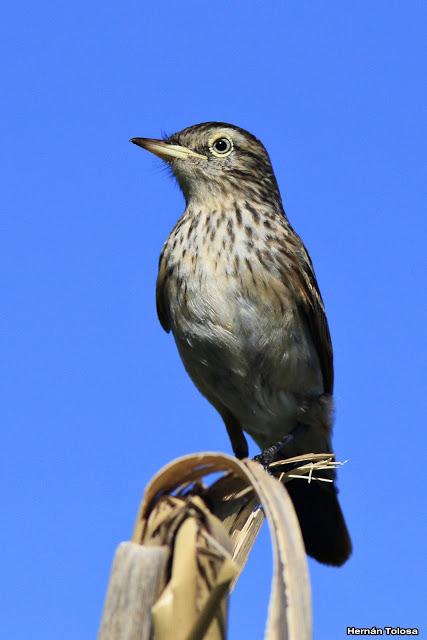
278, 231, 334, 394
156, 247, 171, 332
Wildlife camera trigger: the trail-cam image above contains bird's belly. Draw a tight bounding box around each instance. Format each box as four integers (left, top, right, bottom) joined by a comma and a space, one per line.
168, 273, 323, 446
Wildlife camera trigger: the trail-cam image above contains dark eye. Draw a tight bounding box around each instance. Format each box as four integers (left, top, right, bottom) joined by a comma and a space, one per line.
214, 138, 231, 153
209, 136, 233, 157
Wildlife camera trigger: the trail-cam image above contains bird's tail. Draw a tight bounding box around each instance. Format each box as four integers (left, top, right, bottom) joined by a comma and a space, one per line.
285, 479, 352, 566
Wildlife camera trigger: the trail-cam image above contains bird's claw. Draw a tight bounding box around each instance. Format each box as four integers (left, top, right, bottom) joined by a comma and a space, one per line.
253, 425, 308, 470
253, 445, 279, 470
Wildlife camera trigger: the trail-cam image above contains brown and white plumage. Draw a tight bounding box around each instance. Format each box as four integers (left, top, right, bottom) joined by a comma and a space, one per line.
132, 122, 352, 565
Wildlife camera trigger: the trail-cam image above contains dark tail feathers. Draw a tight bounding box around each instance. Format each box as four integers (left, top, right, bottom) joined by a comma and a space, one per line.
286, 479, 352, 566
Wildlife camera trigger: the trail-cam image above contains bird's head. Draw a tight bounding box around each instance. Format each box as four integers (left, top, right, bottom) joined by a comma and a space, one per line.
131, 122, 281, 206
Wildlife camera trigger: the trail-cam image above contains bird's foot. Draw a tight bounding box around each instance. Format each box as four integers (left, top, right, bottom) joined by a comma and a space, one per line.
254, 435, 294, 469
253, 424, 308, 470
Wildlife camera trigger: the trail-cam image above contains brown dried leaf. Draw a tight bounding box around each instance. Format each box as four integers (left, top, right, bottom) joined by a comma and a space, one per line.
132, 452, 314, 640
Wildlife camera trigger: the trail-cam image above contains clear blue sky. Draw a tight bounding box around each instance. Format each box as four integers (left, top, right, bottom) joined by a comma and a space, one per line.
1, 2, 426, 638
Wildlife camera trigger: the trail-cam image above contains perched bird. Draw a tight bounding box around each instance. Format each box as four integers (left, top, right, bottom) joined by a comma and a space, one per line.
131, 122, 352, 566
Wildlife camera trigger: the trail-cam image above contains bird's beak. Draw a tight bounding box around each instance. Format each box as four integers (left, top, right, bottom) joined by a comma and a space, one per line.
130, 138, 207, 161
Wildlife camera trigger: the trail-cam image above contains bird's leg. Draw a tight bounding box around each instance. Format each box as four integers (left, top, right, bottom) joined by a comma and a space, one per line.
221, 410, 249, 459
254, 423, 308, 468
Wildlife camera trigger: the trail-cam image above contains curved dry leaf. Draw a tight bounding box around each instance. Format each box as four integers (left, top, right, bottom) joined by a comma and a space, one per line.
132, 452, 312, 640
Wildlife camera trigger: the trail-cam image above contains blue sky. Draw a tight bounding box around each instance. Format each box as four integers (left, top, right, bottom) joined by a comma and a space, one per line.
1, 1, 426, 638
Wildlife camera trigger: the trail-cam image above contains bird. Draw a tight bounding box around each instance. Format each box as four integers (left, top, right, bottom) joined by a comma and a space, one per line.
131, 122, 352, 566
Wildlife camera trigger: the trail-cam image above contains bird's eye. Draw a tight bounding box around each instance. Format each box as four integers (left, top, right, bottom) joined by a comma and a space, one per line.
209, 136, 233, 157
